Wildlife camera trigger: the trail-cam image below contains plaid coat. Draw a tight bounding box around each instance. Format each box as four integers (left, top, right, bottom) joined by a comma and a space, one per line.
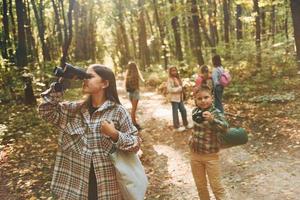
189, 106, 228, 154
38, 86, 140, 199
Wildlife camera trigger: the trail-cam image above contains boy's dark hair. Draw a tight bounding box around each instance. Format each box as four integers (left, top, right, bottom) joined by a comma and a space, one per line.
212, 55, 222, 67
194, 85, 211, 96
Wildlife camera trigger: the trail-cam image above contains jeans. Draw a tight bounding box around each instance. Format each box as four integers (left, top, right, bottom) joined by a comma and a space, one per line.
171, 101, 188, 128
214, 85, 224, 113
190, 151, 226, 200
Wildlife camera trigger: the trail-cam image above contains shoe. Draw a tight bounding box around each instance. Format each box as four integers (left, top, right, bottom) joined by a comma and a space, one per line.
186, 124, 193, 129
176, 127, 186, 132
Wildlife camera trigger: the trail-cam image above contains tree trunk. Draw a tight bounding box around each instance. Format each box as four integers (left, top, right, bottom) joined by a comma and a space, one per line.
169, 0, 183, 61
223, 0, 230, 43
15, 0, 27, 68
236, 4, 243, 40
285, 0, 289, 40
31, 0, 51, 61
199, 2, 215, 54
115, 0, 131, 68
207, 0, 217, 47
24, 0, 34, 61
190, 0, 204, 65
60, 0, 75, 67
253, 0, 262, 69
290, 0, 300, 69
138, 0, 151, 70
212, 0, 219, 44
153, 0, 168, 69
261, 7, 266, 38
2, 0, 9, 59
129, 12, 137, 59
271, 5, 276, 44
51, 0, 63, 46
23, 76, 37, 105
9, 0, 17, 47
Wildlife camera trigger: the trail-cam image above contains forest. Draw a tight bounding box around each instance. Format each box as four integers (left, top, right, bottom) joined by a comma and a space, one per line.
0, 0, 300, 199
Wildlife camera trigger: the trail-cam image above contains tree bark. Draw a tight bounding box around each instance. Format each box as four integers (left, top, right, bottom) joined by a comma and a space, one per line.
285, 0, 289, 40
207, 0, 217, 47
190, 0, 204, 65
169, 0, 183, 61
138, 0, 151, 70
15, 0, 27, 67
2, 0, 9, 59
253, 0, 261, 69
60, 0, 75, 67
115, 0, 131, 67
9, 0, 17, 46
271, 5, 276, 44
223, 0, 230, 43
51, 0, 63, 46
153, 0, 168, 69
290, 0, 300, 68
236, 4, 243, 40
31, 0, 51, 61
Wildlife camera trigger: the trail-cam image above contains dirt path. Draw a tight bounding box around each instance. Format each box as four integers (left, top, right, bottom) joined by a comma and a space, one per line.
117, 80, 300, 200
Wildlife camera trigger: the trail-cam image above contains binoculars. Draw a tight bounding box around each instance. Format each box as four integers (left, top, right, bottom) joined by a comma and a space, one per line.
52, 63, 90, 92
53, 63, 91, 80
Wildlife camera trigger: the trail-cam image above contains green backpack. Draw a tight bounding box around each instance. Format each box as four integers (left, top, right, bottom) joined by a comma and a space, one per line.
219, 127, 248, 148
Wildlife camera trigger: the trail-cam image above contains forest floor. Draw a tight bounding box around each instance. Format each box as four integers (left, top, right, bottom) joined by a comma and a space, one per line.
0, 77, 299, 199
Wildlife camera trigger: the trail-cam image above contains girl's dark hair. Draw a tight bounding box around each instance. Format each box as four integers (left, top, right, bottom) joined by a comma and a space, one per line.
212, 55, 222, 67
91, 64, 121, 104
200, 65, 209, 74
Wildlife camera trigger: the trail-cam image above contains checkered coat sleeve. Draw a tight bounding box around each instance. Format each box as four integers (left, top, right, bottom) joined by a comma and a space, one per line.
38, 85, 141, 199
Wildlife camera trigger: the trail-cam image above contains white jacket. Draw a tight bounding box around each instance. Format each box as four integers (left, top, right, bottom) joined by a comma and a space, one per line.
167, 78, 183, 102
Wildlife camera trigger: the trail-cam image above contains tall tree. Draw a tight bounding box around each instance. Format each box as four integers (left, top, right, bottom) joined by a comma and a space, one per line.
207, 0, 217, 46
115, 0, 131, 67
2, 0, 10, 59
9, 0, 17, 46
223, 0, 230, 43
190, 0, 204, 65
153, 0, 168, 69
236, 3, 243, 40
290, 0, 300, 69
51, 0, 63, 46
60, 0, 75, 66
15, 0, 27, 67
270, 4, 276, 44
138, 0, 151, 69
169, 0, 183, 61
253, 0, 261, 69
30, 0, 51, 61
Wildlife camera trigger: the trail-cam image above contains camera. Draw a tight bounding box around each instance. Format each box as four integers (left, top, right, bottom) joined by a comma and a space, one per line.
192, 108, 205, 123
53, 63, 91, 80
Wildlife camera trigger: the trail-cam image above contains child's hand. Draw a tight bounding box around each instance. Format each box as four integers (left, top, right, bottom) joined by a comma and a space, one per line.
202, 111, 214, 122
100, 120, 119, 141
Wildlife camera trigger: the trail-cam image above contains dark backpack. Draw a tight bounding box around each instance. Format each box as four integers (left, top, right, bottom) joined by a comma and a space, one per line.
218, 127, 248, 148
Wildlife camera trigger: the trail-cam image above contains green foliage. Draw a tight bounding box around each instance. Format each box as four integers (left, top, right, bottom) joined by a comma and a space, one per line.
249, 92, 295, 103
144, 64, 168, 88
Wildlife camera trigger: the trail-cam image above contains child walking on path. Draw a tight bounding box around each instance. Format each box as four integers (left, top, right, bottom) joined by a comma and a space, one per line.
125, 61, 145, 130
167, 66, 193, 132
211, 55, 225, 113
189, 86, 229, 200
193, 65, 212, 95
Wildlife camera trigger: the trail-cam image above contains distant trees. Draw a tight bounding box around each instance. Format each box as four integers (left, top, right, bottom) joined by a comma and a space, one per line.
1, 0, 300, 103
290, 0, 300, 68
